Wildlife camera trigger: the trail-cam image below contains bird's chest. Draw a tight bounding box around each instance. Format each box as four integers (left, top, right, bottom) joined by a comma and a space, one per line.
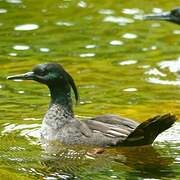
41, 104, 73, 142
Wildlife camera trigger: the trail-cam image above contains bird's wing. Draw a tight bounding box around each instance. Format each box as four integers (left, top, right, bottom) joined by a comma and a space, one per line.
83, 114, 139, 139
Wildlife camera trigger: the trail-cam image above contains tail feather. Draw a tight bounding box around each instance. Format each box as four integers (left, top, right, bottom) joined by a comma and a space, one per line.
123, 113, 176, 146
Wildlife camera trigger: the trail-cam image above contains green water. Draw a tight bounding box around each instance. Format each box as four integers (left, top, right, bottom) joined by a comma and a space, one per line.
0, 0, 179, 179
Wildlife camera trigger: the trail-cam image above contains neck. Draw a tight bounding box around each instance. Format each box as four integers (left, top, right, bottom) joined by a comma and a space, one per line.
48, 86, 74, 117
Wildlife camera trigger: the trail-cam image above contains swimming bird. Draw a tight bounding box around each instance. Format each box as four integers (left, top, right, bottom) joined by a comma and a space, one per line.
7, 63, 176, 147
144, 8, 180, 25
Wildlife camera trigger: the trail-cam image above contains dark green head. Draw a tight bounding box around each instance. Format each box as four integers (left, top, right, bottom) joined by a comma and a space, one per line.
144, 7, 180, 25
7, 63, 79, 103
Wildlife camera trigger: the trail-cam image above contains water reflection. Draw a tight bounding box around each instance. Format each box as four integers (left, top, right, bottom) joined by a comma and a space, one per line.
9, 52, 17, 56
142, 45, 157, 51
145, 68, 166, 77
158, 57, 180, 73
98, 9, 115, 15
103, 16, 134, 25
6, 0, 22, 4
147, 77, 180, 86
173, 30, 180, 35
118, 60, 137, 65
40, 143, 177, 179
122, 33, 138, 39
123, 88, 137, 92
152, 8, 163, 14
85, 44, 97, 49
0, 9, 7, 13
78, 1, 87, 8
40, 48, 50, 52
80, 53, 96, 57
110, 40, 124, 46
122, 8, 142, 15
56, 21, 74, 27
13, 45, 30, 50
14, 24, 39, 31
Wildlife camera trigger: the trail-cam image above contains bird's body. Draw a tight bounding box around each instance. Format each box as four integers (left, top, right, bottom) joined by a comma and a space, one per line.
7, 63, 176, 147
144, 8, 180, 25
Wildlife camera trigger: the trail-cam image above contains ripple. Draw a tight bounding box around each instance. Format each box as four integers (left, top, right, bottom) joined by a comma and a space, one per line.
104, 16, 134, 25
110, 40, 123, 46
123, 88, 137, 92
98, 9, 115, 15
14, 24, 39, 31
122, 8, 142, 15
0, 9, 7, 13
80, 53, 96, 57
158, 57, 180, 73
6, 0, 22, 4
56, 21, 74, 27
147, 77, 180, 86
145, 68, 166, 77
13, 45, 30, 50
122, 33, 138, 39
118, 60, 137, 65
40, 48, 50, 52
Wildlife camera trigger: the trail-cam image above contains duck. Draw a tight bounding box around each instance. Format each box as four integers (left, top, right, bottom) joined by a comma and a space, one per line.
7, 63, 176, 147
144, 7, 180, 25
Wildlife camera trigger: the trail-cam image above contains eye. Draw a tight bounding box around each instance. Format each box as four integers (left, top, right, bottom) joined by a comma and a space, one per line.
34, 68, 48, 76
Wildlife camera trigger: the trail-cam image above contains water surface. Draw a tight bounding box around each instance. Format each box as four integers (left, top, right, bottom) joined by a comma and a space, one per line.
0, 0, 179, 179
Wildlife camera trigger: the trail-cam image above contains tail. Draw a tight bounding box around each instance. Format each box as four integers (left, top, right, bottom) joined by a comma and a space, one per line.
123, 114, 176, 146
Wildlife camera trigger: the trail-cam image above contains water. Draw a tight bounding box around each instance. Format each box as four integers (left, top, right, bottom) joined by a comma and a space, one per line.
0, 0, 179, 179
